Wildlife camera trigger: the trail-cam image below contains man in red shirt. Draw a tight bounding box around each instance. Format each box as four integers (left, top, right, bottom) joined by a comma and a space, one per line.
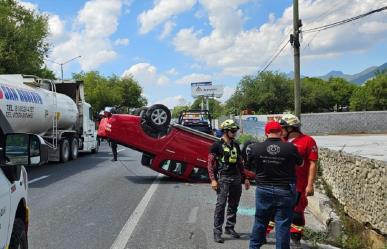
279, 114, 318, 243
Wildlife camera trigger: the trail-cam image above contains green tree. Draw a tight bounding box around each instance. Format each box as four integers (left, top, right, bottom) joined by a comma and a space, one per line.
172, 105, 190, 118
327, 77, 357, 111
191, 97, 224, 118
350, 72, 387, 111
0, 0, 54, 77
301, 77, 335, 113
73, 71, 147, 115
226, 71, 292, 114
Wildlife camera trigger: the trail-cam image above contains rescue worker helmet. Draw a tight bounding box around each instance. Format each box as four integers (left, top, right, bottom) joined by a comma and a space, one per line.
279, 114, 301, 128
220, 119, 239, 131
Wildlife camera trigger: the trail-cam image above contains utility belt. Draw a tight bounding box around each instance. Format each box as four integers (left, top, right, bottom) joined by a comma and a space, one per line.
216, 162, 239, 178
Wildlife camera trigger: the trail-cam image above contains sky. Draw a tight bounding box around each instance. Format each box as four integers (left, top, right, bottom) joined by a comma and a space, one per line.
19, 0, 387, 108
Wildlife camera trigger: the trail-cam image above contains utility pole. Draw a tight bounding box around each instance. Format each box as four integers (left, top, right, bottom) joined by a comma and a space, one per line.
46, 56, 81, 82
292, 0, 302, 119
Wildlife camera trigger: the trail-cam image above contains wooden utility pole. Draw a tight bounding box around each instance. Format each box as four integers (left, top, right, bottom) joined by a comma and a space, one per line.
293, 0, 301, 118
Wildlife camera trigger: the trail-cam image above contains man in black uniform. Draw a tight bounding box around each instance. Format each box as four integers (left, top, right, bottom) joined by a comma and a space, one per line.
208, 119, 250, 243
248, 121, 303, 249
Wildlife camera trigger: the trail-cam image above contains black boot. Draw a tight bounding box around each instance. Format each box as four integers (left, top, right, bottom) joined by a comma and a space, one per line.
225, 228, 240, 238
214, 233, 224, 243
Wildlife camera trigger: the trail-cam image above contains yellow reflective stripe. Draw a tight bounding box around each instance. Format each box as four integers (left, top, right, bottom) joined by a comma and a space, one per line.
291, 224, 304, 231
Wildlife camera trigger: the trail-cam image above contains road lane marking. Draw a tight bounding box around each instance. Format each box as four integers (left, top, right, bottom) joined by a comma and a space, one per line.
28, 175, 49, 184
117, 149, 125, 153
110, 174, 162, 249
188, 206, 199, 224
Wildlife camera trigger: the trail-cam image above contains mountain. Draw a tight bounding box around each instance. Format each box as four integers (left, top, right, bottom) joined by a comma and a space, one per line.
287, 62, 387, 84
318, 62, 387, 84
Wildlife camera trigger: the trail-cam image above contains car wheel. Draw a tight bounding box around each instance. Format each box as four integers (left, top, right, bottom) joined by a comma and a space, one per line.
9, 218, 28, 249
60, 139, 70, 163
70, 137, 79, 160
145, 104, 171, 131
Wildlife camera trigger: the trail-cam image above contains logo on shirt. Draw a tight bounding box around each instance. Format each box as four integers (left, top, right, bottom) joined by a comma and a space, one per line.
267, 144, 280, 155
311, 145, 318, 152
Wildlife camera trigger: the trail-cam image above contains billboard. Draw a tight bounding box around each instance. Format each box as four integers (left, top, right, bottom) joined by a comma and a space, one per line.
191, 82, 224, 98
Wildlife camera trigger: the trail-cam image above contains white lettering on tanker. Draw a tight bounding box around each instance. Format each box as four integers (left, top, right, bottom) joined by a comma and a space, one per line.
5, 104, 34, 119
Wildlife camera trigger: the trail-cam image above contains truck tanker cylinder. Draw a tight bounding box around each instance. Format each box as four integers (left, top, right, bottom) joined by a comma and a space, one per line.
0, 80, 78, 136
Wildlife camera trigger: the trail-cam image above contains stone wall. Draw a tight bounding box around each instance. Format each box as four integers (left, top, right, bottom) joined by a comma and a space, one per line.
319, 148, 387, 234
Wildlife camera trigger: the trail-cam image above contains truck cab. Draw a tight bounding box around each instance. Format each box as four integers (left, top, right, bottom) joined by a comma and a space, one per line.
0, 131, 46, 249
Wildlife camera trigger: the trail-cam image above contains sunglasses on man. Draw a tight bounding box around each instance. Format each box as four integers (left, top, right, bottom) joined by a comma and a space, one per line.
228, 129, 238, 133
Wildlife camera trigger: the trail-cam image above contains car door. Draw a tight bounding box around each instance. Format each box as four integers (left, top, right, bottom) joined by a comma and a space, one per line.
0, 169, 11, 247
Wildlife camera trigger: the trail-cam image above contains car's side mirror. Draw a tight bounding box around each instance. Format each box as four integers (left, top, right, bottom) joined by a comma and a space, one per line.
4, 133, 48, 166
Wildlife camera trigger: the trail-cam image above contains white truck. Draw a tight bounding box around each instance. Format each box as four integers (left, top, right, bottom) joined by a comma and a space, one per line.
0, 74, 98, 164
1, 132, 47, 249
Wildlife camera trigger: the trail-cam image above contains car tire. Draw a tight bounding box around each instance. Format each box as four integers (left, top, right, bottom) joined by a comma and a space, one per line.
145, 104, 171, 131
60, 139, 70, 163
9, 218, 28, 249
70, 137, 79, 160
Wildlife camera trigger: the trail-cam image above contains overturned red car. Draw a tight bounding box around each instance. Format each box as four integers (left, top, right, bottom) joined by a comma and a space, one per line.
98, 104, 254, 182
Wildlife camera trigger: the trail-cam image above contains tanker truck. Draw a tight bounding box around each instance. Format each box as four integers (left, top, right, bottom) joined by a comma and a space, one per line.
0, 74, 98, 164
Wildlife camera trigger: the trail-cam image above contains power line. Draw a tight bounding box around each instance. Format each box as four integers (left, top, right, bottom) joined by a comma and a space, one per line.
258, 40, 290, 74
303, 5, 387, 33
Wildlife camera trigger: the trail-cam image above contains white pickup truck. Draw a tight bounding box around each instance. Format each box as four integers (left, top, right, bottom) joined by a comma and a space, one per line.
0, 133, 46, 249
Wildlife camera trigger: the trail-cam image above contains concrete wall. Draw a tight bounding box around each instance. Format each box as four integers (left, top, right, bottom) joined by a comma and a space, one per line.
301, 111, 387, 135
319, 148, 387, 235
234, 111, 387, 136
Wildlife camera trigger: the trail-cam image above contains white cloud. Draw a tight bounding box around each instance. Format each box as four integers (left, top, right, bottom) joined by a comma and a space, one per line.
18, 1, 38, 11
138, 0, 196, 34
159, 21, 176, 40
166, 68, 178, 76
153, 95, 189, 109
173, 0, 387, 76
176, 73, 212, 85
220, 86, 236, 103
122, 63, 170, 86
47, 0, 123, 72
48, 15, 65, 40
114, 38, 130, 46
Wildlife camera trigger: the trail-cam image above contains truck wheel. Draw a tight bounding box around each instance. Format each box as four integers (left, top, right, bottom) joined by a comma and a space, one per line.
70, 138, 79, 160
91, 141, 99, 154
9, 218, 28, 249
145, 104, 171, 131
60, 139, 70, 163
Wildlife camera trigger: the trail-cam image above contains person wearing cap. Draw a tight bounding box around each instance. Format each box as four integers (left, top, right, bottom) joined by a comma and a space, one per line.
248, 121, 303, 249
208, 119, 250, 243
278, 114, 319, 243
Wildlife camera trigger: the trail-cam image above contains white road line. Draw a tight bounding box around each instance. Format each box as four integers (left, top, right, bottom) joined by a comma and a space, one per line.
110, 174, 162, 249
117, 149, 125, 153
28, 175, 49, 184
188, 206, 199, 224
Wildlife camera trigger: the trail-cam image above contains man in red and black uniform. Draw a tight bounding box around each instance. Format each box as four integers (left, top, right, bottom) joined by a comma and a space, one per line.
279, 114, 318, 243
208, 119, 250, 243
248, 121, 303, 249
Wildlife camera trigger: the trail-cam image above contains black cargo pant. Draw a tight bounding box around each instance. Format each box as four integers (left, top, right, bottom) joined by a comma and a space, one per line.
213, 174, 242, 235
111, 141, 117, 160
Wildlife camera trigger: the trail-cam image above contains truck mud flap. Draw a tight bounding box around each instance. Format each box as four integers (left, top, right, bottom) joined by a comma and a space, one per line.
141, 153, 153, 166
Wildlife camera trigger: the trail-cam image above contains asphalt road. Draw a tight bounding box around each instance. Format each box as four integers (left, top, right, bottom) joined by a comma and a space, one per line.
26, 142, 321, 249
